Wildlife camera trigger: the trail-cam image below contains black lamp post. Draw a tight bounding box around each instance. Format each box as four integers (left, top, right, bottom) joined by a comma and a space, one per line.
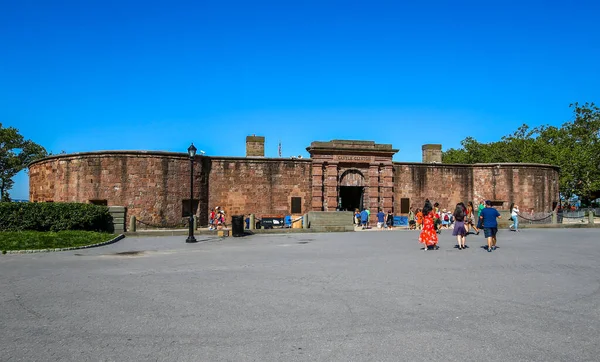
186, 143, 197, 243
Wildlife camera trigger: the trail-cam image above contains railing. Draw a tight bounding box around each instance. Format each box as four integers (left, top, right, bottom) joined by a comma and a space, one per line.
561, 210, 587, 223
559, 208, 599, 224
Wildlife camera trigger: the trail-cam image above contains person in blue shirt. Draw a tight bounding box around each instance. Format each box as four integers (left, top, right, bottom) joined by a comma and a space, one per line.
376, 208, 386, 229
479, 200, 502, 252
360, 209, 369, 229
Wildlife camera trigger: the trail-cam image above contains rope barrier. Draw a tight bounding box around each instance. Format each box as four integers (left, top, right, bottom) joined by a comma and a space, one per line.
561, 214, 586, 219
516, 212, 552, 222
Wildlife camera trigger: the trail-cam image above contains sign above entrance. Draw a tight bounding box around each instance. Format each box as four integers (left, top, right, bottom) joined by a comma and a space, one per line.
334, 155, 373, 162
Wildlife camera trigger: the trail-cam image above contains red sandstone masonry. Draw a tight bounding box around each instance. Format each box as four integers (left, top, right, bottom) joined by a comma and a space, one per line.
29, 152, 207, 228
208, 158, 312, 222
28, 150, 559, 229
394, 163, 559, 213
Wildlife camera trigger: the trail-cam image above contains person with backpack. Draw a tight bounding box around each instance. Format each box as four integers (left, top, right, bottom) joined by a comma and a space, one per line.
452, 203, 467, 249
441, 209, 450, 229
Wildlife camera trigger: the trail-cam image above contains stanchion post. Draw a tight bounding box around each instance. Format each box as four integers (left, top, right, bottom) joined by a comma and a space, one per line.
129, 216, 136, 232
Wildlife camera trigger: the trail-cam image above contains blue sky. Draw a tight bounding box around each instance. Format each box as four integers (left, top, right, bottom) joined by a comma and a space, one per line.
2, 0, 599, 200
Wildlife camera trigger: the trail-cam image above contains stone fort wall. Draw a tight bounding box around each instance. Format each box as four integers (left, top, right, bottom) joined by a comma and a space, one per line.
28, 151, 209, 227
393, 163, 559, 213
29, 152, 313, 228
29, 151, 559, 228
207, 157, 312, 219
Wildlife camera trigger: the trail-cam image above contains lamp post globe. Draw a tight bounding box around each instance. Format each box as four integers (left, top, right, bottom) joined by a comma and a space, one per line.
188, 143, 197, 158
186, 143, 198, 243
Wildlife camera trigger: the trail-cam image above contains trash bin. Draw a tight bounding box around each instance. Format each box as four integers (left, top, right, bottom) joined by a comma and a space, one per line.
231, 215, 244, 237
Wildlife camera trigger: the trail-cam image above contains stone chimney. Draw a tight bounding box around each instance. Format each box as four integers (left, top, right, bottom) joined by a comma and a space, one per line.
422, 144, 442, 163
246, 135, 265, 157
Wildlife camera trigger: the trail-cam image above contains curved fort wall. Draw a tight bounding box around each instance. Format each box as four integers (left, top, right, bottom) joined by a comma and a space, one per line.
29, 152, 313, 227
393, 163, 559, 213
29, 143, 559, 228
29, 151, 208, 226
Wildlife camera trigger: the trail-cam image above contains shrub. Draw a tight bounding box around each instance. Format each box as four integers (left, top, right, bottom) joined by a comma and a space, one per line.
0, 202, 112, 232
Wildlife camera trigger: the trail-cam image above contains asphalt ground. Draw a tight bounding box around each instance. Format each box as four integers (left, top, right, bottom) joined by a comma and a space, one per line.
1, 229, 599, 362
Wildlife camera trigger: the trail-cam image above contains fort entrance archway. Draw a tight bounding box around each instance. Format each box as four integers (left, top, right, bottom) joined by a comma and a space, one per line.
339, 169, 365, 211
306, 140, 398, 213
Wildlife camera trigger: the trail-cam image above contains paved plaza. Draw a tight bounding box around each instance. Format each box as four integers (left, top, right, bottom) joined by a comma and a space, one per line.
1, 229, 599, 362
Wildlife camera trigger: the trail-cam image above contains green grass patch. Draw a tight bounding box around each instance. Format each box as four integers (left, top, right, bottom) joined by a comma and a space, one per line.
0, 231, 117, 252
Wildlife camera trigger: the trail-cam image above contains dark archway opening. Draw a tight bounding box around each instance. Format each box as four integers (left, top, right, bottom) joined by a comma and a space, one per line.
339, 186, 364, 211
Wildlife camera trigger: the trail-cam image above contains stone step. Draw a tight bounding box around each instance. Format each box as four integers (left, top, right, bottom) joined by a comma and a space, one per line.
305, 211, 354, 230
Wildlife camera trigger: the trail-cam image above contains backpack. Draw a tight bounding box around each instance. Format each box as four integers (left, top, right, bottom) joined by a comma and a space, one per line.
444, 214, 449, 221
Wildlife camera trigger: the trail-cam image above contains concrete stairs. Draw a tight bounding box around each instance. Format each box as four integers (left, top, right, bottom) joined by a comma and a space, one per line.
305, 211, 354, 232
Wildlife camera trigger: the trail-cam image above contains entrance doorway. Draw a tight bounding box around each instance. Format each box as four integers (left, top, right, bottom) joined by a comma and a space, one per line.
339, 186, 364, 211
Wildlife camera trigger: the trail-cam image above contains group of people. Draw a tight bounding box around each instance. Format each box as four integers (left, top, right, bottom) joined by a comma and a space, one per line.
418, 199, 504, 252
408, 201, 483, 235
354, 208, 394, 230
208, 206, 226, 230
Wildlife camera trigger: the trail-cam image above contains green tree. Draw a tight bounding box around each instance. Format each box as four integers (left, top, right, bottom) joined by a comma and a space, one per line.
442, 103, 600, 204
0, 123, 48, 202
553, 103, 600, 202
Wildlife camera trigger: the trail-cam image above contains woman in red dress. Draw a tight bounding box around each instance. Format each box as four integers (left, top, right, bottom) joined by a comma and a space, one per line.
419, 202, 438, 251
